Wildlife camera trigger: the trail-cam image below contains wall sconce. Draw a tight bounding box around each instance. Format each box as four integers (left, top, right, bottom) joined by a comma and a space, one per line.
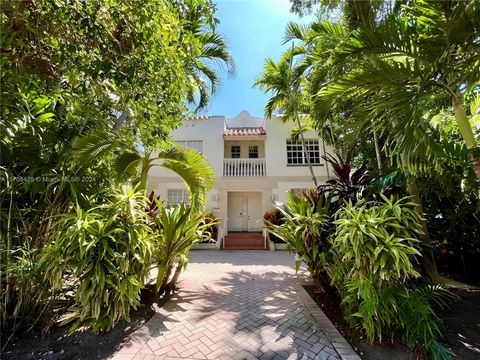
271, 194, 278, 201
211, 194, 219, 201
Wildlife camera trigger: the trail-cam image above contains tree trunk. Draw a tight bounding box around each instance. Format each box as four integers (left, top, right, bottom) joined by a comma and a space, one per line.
327, 117, 337, 151
405, 177, 429, 239
168, 260, 184, 291
322, 138, 330, 178
452, 94, 480, 181
312, 271, 325, 293
402, 158, 473, 289
373, 129, 383, 175
155, 262, 172, 294
295, 113, 318, 187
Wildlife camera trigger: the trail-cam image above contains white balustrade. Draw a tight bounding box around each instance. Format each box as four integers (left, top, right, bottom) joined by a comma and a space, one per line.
223, 158, 266, 177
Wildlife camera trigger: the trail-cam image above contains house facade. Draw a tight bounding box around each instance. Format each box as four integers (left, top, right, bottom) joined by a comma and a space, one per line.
147, 111, 333, 246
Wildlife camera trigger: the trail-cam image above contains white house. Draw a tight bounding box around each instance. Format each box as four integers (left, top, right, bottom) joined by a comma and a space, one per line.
147, 111, 333, 248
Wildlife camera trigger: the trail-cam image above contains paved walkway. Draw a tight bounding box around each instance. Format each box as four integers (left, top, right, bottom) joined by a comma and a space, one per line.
111, 251, 360, 360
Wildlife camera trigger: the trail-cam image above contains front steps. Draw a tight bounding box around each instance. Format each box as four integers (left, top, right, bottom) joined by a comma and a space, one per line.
221, 232, 268, 250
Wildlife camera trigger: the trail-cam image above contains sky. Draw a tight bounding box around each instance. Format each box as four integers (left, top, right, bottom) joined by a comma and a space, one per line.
204, 0, 315, 118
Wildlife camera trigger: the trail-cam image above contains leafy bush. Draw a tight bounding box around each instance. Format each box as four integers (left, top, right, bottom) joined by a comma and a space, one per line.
332, 195, 422, 283
41, 185, 153, 333
0, 246, 51, 346
266, 190, 331, 291
330, 195, 454, 358
152, 203, 216, 293
203, 212, 219, 242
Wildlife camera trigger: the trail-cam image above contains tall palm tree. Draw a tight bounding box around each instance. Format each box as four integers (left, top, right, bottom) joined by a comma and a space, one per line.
315, 0, 480, 180
74, 130, 215, 213
254, 49, 318, 187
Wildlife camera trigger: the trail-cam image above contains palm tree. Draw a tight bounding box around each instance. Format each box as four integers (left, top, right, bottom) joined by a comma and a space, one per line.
182, 0, 236, 110
315, 0, 480, 180
74, 130, 215, 213
254, 49, 318, 187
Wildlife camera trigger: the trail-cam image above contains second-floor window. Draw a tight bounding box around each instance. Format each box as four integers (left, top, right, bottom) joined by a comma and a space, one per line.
286, 139, 321, 166
248, 146, 258, 158
231, 145, 240, 158
177, 140, 203, 153
167, 189, 189, 205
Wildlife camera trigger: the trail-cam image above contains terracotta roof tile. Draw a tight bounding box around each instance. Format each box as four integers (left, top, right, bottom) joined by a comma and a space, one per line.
223, 127, 266, 137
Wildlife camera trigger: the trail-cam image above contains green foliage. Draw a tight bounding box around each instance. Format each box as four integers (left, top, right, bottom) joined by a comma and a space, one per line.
332, 195, 422, 283
1, 0, 229, 342
152, 203, 216, 293
41, 185, 153, 333
266, 190, 331, 291
73, 132, 215, 212
330, 195, 454, 358
0, 245, 51, 346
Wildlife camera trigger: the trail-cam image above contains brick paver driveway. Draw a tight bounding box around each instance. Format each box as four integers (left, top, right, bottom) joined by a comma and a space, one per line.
111, 250, 360, 360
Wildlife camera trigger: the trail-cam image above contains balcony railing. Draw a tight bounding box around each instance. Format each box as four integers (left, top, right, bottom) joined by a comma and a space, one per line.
223, 158, 266, 177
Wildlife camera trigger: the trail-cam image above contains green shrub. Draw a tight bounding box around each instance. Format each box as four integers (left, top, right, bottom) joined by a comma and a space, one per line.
203, 212, 219, 242
41, 185, 153, 333
331, 195, 454, 358
266, 190, 331, 291
152, 203, 216, 293
332, 194, 422, 284
1, 246, 51, 345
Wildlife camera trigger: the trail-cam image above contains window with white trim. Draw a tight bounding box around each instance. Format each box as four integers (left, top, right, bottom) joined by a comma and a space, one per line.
248, 145, 258, 159
177, 140, 203, 153
286, 139, 321, 166
167, 189, 189, 205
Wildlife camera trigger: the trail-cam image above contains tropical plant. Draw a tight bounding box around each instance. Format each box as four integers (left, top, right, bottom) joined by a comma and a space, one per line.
0, 245, 51, 350
254, 50, 319, 186
152, 203, 216, 294
182, 0, 236, 109
41, 185, 153, 333
203, 212, 220, 242
73, 132, 216, 212
265, 190, 331, 291
330, 195, 455, 358
315, 0, 480, 179
318, 154, 370, 204
331, 195, 422, 284
1, 0, 230, 342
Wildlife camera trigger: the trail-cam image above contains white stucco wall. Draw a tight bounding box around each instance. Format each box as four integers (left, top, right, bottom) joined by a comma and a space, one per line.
149, 116, 225, 177
264, 116, 329, 178
147, 111, 335, 234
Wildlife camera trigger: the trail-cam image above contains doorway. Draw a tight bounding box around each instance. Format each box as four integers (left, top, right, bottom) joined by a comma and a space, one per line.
227, 192, 262, 232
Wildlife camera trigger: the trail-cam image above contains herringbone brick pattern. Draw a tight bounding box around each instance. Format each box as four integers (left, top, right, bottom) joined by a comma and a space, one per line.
111, 251, 360, 360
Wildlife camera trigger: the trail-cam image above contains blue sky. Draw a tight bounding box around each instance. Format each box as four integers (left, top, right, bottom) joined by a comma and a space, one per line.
204, 0, 314, 118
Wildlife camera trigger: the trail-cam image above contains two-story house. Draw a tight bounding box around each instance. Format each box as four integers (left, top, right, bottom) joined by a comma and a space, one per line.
147, 110, 332, 249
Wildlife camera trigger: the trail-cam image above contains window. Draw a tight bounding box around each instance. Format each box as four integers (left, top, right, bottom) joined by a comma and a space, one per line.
286, 139, 321, 166
231, 145, 240, 158
248, 146, 258, 159
177, 140, 203, 153
167, 189, 189, 205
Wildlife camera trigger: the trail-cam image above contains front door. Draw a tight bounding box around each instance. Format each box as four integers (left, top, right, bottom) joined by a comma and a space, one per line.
227, 192, 262, 232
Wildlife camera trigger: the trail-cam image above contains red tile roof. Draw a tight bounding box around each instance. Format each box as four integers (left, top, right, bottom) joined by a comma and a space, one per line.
223, 127, 266, 137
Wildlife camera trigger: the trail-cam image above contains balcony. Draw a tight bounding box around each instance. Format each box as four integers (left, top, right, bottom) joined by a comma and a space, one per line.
223, 158, 266, 177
